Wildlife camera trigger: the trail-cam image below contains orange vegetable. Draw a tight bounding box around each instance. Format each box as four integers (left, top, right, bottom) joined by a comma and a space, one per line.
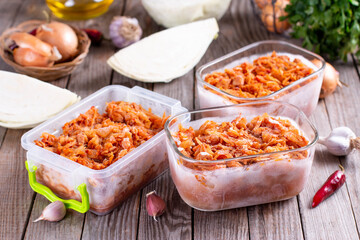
10, 32, 54, 57
174, 113, 309, 170
204, 51, 314, 98
35, 101, 168, 170
12, 47, 54, 67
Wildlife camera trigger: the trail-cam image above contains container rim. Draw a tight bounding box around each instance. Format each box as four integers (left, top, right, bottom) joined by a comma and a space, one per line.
164, 100, 319, 164
196, 40, 326, 101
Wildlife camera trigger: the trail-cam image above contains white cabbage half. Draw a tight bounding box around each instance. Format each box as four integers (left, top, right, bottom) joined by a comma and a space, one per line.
142, 0, 231, 28
107, 18, 219, 83
0, 71, 80, 129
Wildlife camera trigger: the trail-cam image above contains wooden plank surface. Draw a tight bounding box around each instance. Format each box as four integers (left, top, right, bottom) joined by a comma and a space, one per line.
0, 129, 34, 240
82, 193, 141, 240
298, 101, 359, 240
138, 172, 193, 240
1, 0, 360, 239
323, 58, 360, 238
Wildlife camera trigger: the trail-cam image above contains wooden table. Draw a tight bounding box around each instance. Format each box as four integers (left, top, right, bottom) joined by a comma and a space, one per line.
1, 0, 360, 239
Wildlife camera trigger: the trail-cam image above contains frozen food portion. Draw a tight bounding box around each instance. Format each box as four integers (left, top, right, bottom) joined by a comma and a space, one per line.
204, 51, 314, 98
166, 105, 316, 211
35, 101, 169, 170
173, 113, 309, 169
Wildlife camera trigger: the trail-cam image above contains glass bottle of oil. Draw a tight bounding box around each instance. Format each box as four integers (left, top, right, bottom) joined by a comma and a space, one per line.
46, 0, 114, 20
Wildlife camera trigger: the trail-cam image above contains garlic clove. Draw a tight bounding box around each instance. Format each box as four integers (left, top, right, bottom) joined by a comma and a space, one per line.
146, 190, 166, 221
34, 201, 66, 223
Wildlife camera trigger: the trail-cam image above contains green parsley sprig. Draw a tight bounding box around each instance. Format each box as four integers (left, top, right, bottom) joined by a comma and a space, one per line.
282, 0, 360, 61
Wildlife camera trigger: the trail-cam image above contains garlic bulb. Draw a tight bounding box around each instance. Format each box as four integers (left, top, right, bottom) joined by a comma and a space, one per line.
109, 16, 142, 49
318, 127, 360, 156
33, 201, 66, 222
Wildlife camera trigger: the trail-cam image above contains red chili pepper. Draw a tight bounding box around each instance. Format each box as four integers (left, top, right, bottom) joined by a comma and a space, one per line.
82, 28, 103, 46
312, 165, 346, 208
29, 28, 37, 36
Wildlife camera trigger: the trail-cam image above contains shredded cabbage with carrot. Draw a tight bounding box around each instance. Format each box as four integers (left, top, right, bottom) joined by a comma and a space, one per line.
204, 52, 314, 98
35, 101, 168, 170
174, 113, 308, 170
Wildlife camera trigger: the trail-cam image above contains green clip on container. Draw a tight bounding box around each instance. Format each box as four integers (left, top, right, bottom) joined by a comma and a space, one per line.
25, 161, 89, 213
21, 85, 187, 215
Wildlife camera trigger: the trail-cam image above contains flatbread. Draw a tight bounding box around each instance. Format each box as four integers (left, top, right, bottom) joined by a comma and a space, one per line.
0, 71, 80, 128
107, 18, 219, 83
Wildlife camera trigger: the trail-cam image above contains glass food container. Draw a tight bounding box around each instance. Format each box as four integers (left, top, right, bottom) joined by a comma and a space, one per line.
196, 40, 325, 117
21, 85, 187, 215
165, 101, 318, 211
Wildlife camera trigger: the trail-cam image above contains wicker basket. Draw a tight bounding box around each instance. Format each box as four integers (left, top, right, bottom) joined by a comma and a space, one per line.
0, 20, 90, 81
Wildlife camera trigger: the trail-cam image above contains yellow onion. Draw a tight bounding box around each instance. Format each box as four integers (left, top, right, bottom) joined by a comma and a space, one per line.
311, 59, 341, 98
13, 47, 54, 67
10, 32, 54, 58
9, 32, 61, 67
36, 22, 78, 62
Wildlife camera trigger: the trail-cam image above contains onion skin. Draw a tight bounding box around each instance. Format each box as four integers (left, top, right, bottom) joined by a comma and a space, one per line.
36, 22, 78, 62
311, 59, 341, 98
320, 62, 341, 98
10, 32, 53, 57
13, 47, 54, 67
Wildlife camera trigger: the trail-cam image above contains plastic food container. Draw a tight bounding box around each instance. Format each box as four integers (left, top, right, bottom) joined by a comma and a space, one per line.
196, 40, 325, 117
165, 101, 318, 211
21, 85, 187, 215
